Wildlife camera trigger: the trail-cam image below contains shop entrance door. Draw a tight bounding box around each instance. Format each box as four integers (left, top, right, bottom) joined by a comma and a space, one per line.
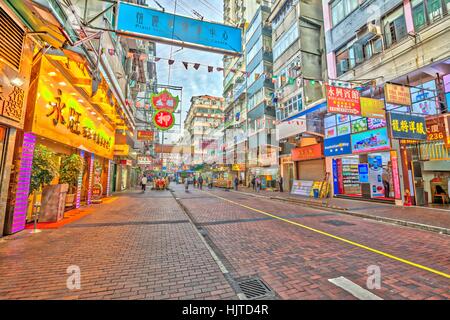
112, 164, 117, 193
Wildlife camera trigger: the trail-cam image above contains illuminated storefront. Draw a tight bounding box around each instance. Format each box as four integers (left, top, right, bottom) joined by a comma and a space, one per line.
6, 53, 116, 234
324, 106, 400, 202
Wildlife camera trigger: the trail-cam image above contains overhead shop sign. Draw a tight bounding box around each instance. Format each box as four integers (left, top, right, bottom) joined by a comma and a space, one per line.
389, 113, 427, 140
116, 2, 242, 55
384, 83, 411, 106
324, 134, 352, 156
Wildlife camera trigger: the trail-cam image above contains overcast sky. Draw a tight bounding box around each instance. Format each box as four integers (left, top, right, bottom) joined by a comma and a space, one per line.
148, 0, 225, 143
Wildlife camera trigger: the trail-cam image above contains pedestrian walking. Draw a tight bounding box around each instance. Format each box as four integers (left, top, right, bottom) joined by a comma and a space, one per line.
251, 176, 256, 191
234, 176, 239, 191
278, 176, 284, 193
141, 175, 147, 192
198, 175, 204, 190
255, 176, 261, 193
193, 176, 197, 188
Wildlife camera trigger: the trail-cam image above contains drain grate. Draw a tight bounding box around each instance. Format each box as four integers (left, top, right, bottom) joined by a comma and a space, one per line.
236, 277, 274, 300
322, 219, 355, 226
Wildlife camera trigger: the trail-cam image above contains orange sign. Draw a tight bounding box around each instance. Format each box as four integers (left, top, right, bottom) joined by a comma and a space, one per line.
384, 84, 411, 106
426, 115, 449, 146
137, 130, 154, 141
291, 144, 323, 161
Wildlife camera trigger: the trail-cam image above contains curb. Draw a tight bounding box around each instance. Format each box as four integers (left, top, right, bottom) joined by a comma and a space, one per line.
271, 195, 450, 235
233, 191, 450, 236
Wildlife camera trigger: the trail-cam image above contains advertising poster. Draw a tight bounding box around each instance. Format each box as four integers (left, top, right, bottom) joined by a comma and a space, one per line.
368, 118, 386, 130
391, 151, 401, 199
337, 122, 351, 135
325, 126, 337, 138
324, 134, 352, 156
360, 98, 386, 118
351, 128, 390, 154
324, 115, 337, 128
351, 118, 368, 133
368, 155, 384, 197
358, 163, 369, 183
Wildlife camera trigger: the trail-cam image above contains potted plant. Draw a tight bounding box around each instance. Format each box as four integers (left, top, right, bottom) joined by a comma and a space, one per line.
29, 144, 59, 195
59, 153, 84, 208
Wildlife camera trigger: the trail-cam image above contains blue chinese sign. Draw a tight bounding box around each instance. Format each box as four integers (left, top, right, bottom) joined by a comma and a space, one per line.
116, 2, 242, 55
389, 112, 427, 140
324, 134, 352, 156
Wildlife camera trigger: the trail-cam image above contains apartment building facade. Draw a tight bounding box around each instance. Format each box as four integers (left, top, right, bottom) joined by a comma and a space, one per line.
270, 0, 326, 192
184, 95, 224, 165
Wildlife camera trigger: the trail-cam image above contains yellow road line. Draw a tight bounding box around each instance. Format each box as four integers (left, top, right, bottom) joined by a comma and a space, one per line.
206, 192, 450, 280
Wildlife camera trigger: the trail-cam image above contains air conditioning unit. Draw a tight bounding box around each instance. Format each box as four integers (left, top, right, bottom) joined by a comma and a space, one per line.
356, 21, 381, 42
339, 60, 349, 73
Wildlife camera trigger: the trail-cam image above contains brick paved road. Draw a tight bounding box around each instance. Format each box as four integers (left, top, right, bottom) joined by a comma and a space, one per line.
0, 189, 236, 300
174, 186, 450, 300
1, 184, 448, 300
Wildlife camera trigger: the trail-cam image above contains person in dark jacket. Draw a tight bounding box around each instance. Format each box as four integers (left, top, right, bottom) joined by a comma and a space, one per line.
198, 175, 204, 190
234, 176, 239, 191
251, 176, 256, 191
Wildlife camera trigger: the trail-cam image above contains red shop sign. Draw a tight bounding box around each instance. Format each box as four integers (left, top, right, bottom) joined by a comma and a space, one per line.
326, 85, 361, 115
291, 144, 323, 161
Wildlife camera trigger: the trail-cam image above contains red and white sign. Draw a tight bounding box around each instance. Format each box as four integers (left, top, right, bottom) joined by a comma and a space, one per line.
137, 130, 154, 141
326, 85, 361, 115
153, 110, 175, 130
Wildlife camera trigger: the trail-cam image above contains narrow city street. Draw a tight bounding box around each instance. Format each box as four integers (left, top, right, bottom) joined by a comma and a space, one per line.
0, 184, 448, 300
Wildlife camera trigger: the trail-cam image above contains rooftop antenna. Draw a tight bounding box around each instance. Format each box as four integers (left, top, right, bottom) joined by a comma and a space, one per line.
192, 10, 204, 20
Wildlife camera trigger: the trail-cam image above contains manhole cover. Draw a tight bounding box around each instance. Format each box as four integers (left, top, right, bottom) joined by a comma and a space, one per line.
322, 220, 355, 226
236, 277, 274, 300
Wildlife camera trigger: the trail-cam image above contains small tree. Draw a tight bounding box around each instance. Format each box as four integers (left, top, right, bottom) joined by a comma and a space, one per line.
59, 154, 84, 193
29, 144, 59, 195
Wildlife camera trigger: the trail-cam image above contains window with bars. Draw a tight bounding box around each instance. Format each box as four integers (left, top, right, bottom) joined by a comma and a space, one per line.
0, 6, 25, 71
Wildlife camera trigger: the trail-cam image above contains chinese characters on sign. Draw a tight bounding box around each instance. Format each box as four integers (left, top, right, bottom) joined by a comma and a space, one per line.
116, 2, 242, 55
389, 113, 427, 141
137, 130, 154, 141
151, 90, 179, 112
1, 86, 25, 122
426, 115, 450, 146
384, 83, 412, 106
151, 90, 179, 131
326, 85, 361, 115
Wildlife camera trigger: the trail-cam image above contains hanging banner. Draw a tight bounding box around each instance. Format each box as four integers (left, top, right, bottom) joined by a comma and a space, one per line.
389, 113, 427, 140
384, 83, 411, 106
325, 85, 361, 115
153, 110, 175, 130
116, 2, 242, 56
360, 97, 386, 119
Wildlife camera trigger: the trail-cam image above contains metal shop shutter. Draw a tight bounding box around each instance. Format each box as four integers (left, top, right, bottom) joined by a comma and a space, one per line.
297, 159, 325, 181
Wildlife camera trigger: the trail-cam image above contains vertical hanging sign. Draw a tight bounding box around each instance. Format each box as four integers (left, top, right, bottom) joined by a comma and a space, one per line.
87, 153, 95, 205
76, 150, 85, 208
10, 133, 36, 234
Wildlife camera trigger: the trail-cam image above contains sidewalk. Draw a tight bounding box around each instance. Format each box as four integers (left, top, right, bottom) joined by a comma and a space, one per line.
0, 188, 236, 300
234, 186, 450, 233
